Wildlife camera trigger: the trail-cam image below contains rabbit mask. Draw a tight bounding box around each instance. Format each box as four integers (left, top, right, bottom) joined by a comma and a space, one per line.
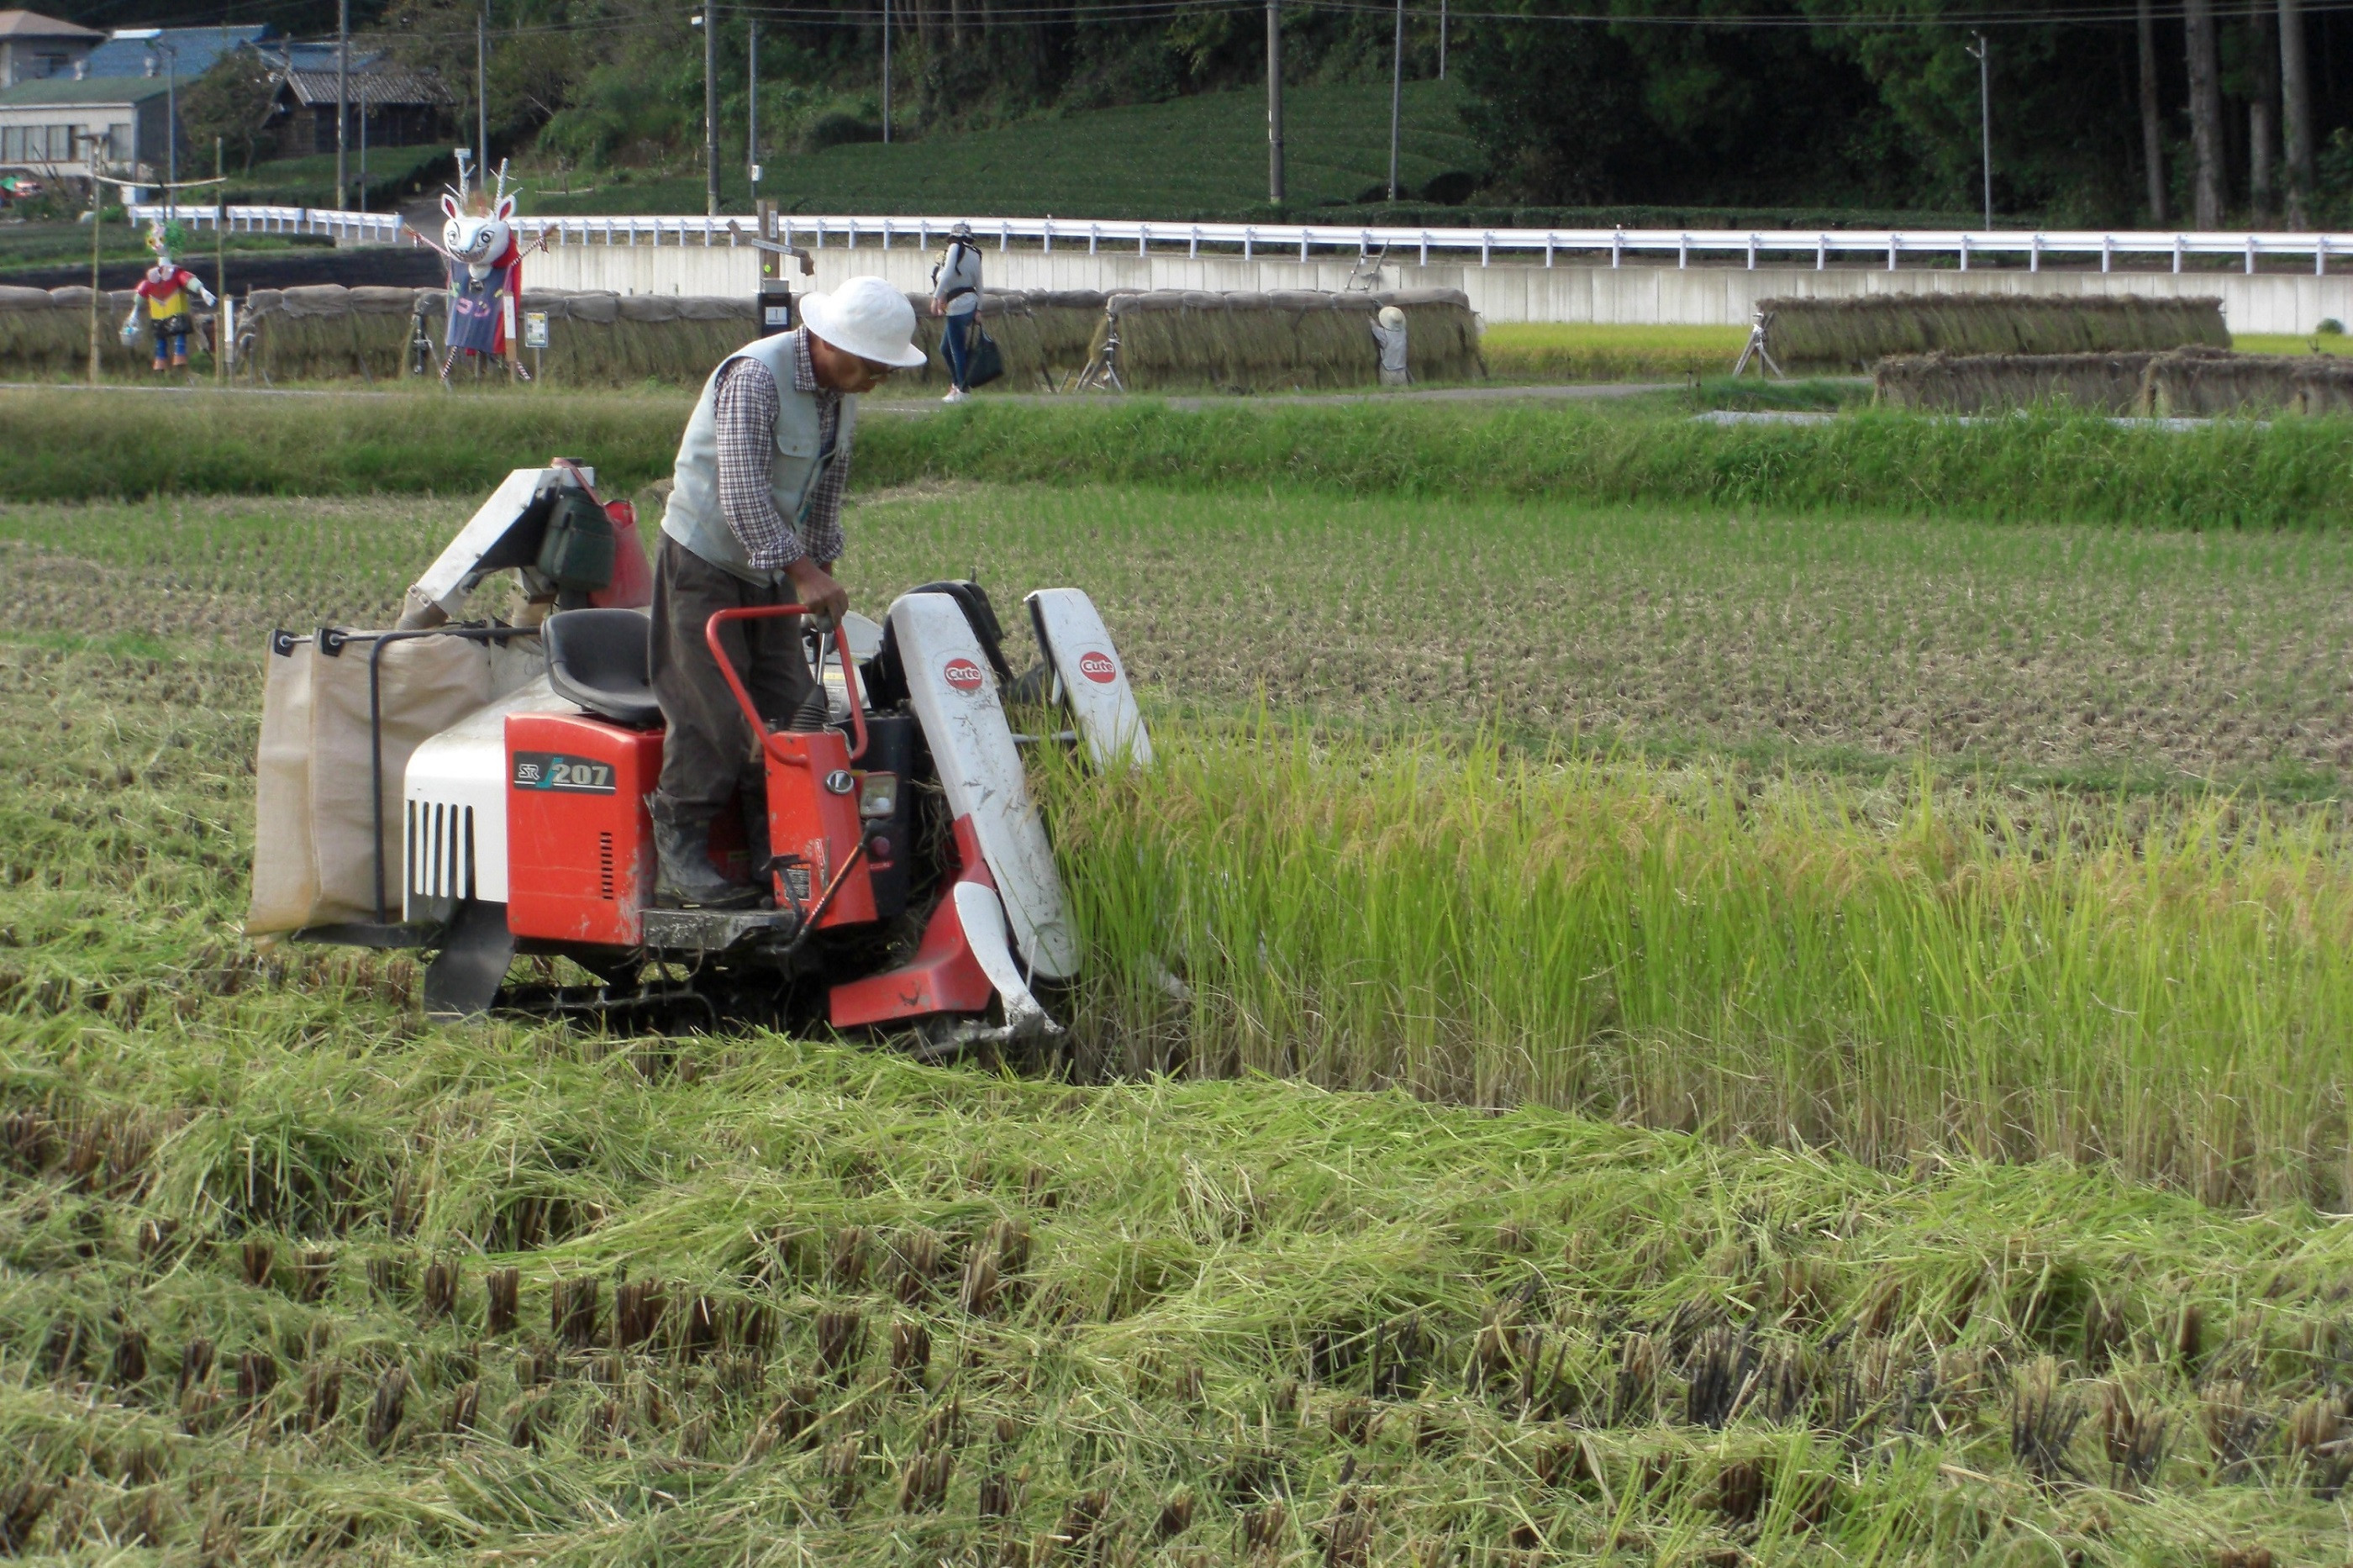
441, 192, 516, 282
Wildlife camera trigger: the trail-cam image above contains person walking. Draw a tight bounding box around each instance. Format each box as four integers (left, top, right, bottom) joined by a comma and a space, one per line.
930, 221, 984, 403
649, 276, 929, 909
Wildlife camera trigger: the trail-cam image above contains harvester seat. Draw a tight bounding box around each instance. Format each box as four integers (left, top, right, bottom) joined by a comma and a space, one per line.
544, 608, 661, 728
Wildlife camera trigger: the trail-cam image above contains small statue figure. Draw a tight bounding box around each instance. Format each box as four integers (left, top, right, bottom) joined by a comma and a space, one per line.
122, 218, 216, 372
1370, 304, 1410, 387
403, 162, 548, 387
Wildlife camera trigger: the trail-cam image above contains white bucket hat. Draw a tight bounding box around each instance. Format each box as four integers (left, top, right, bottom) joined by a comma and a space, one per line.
799, 276, 929, 369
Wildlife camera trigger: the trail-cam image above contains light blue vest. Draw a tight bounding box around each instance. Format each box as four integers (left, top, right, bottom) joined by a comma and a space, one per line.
663, 330, 855, 582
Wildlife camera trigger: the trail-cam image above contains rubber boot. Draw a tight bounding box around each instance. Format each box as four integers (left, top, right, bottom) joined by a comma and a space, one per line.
740, 788, 772, 897
651, 792, 760, 910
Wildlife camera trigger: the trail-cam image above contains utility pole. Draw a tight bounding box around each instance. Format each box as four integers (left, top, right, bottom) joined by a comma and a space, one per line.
161, 41, 177, 217
1438, 0, 1445, 79
1966, 32, 1990, 230
1387, 0, 1403, 203
1266, 0, 1283, 205
335, 0, 348, 209
747, 17, 758, 185
697, 8, 718, 216
476, 6, 487, 176
881, 0, 892, 144
86, 134, 102, 386
215, 135, 226, 383
2138, 0, 2165, 224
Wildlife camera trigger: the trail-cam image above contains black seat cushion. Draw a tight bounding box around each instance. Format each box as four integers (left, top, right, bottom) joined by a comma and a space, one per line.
544, 608, 661, 727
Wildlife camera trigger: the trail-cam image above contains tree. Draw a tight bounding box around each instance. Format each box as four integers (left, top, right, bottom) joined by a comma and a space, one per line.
2184, 0, 2224, 227
2252, 5, 2278, 222
2281, 0, 2314, 226
177, 50, 278, 175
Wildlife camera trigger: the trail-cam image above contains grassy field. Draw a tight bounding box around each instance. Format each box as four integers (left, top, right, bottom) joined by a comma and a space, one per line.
217, 145, 449, 209
2231, 332, 2353, 357
7, 391, 2353, 1561
1459, 327, 2348, 387
525, 81, 1482, 221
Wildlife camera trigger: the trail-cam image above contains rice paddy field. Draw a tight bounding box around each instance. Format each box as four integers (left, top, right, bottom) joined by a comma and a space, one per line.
9, 387, 2353, 1564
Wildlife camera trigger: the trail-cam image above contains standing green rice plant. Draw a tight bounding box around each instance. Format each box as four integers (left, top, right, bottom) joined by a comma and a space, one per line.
1045, 728, 2353, 1206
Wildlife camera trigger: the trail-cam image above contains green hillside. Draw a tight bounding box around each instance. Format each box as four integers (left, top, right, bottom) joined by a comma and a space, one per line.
524, 80, 1481, 220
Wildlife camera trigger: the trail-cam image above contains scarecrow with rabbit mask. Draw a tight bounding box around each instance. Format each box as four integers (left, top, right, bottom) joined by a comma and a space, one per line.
405, 164, 548, 386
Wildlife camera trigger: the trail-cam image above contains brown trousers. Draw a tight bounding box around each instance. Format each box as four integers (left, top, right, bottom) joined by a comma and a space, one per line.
650, 534, 818, 814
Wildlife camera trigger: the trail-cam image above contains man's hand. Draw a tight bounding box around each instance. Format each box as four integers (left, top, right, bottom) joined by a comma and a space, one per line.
787, 558, 850, 628
929, 299, 945, 318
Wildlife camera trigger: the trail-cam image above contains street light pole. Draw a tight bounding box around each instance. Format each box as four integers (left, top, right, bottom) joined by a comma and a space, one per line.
1386, 0, 1403, 202
881, 0, 892, 144
1969, 31, 1992, 230
746, 16, 757, 185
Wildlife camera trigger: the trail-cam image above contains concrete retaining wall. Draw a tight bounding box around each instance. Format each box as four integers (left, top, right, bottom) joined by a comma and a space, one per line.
527, 239, 2353, 334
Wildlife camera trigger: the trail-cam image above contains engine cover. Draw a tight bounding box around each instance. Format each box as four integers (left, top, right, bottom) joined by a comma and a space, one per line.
505, 710, 661, 948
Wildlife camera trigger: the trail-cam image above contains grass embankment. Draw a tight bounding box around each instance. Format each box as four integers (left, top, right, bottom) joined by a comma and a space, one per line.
0, 390, 692, 502
13, 388, 2353, 534
0, 224, 332, 276
525, 81, 1482, 220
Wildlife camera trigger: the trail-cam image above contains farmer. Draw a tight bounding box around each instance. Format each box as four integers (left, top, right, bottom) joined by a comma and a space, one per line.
649, 276, 929, 910
930, 221, 983, 403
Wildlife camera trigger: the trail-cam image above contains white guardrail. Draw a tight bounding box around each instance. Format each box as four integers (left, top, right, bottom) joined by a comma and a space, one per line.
135, 203, 2353, 276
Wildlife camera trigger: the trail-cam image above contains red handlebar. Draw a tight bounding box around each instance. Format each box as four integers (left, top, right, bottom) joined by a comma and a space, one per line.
703, 605, 869, 762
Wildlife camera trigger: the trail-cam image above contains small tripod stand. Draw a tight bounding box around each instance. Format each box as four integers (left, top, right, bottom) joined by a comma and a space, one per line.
1729, 308, 1784, 378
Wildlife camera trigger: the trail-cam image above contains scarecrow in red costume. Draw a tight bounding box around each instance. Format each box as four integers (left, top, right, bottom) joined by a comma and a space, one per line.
120, 219, 215, 371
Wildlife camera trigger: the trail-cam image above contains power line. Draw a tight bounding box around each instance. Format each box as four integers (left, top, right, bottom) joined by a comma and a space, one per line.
296, 0, 2353, 46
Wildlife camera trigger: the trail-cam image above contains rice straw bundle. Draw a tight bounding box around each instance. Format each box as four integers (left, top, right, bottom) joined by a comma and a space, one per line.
903, 289, 1106, 392
1766, 294, 2227, 371
0, 285, 205, 380
1874, 350, 2159, 413
1079, 288, 1482, 392
1876, 344, 2353, 416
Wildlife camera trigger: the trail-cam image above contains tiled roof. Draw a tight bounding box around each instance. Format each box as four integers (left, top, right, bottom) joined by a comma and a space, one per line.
278, 63, 447, 108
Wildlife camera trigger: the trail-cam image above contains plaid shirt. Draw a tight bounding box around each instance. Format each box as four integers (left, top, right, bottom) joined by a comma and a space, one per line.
713, 329, 848, 572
